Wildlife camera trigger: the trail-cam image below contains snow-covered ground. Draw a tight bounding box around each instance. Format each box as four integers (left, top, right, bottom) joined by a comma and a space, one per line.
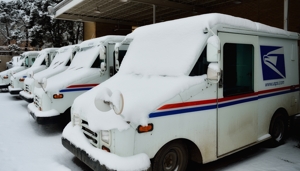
0, 91, 299, 171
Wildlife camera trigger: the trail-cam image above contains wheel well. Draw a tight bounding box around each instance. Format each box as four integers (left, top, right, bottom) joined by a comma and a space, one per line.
269, 108, 289, 131
153, 138, 203, 164
272, 108, 288, 119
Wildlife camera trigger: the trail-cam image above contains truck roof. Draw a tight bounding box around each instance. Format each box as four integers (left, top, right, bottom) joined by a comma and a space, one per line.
21, 51, 39, 56
119, 13, 299, 77
79, 35, 125, 48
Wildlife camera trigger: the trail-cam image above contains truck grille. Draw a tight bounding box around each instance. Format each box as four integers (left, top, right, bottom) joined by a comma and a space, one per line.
25, 84, 29, 93
33, 95, 41, 109
81, 120, 99, 147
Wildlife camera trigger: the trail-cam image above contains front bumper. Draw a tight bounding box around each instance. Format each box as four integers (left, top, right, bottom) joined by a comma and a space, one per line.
19, 90, 34, 103
62, 123, 151, 171
27, 103, 60, 124
62, 138, 108, 171
8, 86, 22, 95
0, 83, 9, 89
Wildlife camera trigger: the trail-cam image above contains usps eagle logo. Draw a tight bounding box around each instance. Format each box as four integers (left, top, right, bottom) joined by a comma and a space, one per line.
260, 46, 286, 80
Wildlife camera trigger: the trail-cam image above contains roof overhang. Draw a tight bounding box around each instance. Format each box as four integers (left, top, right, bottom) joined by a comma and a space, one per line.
51, 0, 246, 26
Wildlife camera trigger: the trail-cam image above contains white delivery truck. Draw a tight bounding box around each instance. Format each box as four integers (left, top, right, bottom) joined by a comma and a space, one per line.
19, 45, 78, 103
27, 36, 128, 125
8, 48, 58, 95
0, 51, 39, 90
62, 14, 300, 171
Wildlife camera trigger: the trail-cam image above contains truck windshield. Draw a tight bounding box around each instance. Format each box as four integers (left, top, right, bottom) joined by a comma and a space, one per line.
32, 52, 46, 67
189, 46, 208, 76
69, 46, 99, 69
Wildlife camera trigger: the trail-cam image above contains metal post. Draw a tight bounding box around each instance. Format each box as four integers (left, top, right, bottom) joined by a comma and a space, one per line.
284, 0, 288, 30
153, 5, 156, 24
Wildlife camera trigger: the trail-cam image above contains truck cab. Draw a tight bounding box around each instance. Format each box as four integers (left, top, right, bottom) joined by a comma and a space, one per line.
19, 45, 78, 103
8, 48, 58, 95
27, 36, 128, 125
0, 51, 39, 90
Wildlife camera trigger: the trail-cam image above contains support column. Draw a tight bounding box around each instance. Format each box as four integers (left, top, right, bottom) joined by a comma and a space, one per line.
284, 0, 288, 30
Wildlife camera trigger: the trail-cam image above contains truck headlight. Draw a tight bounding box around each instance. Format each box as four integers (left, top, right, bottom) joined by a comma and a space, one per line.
72, 114, 82, 126
101, 130, 111, 145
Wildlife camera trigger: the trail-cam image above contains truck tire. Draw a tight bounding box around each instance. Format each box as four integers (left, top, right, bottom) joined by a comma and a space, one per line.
269, 111, 288, 147
152, 141, 188, 171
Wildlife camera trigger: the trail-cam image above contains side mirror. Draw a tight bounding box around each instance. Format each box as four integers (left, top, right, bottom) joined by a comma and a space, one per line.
99, 45, 106, 60
100, 62, 106, 73
207, 63, 220, 83
207, 35, 220, 62
114, 45, 120, 71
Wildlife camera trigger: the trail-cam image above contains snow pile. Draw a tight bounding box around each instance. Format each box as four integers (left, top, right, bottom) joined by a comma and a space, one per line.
63, 123, 151, 171
73, 74, 206, 131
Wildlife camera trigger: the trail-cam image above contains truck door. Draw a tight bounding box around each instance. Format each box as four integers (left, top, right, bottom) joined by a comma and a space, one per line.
217, 32, 259, 156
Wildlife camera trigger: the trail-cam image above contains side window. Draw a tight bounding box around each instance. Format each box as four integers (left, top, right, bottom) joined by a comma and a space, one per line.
189, 46, 208, 76
112, 50, 127, 75
41, 59, 46, 65
223, 43, 254, 97
30, 56, 36, 65
113, 50, 127, 67
66, 59, 71, 66
91, 55, 100, 68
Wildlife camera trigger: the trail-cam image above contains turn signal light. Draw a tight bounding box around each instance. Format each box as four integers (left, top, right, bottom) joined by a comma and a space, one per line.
3, 76, 8, 79
53, 94, 63, 99
137, 123, 153, 133
19, 78, 25, 82
102, 146, 110, 152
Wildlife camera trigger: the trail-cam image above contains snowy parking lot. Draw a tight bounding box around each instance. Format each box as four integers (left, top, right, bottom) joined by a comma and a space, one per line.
0, 91, 300, 171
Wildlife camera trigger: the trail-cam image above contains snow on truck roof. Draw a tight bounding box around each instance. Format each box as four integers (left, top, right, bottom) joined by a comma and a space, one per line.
79, 35, 125, 48
21, 51, 39, 56
73, 13, 300, 131
119, 13, 299, 77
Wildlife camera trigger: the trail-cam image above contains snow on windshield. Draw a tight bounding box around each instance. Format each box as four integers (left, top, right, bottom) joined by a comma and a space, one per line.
32, 51, 47, 67
48, 48, 72, 69
74, 74, 207, 131
68, 46, 98, 69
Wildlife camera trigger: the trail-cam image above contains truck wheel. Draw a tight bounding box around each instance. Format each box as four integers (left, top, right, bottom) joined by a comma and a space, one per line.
152, 141, 188, 171
61, 108, 71, 126
269, 111, 288, 147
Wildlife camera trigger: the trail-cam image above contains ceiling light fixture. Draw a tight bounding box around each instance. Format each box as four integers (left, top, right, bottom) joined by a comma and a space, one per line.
94, 7, 101, 14
234, 1, 242, 4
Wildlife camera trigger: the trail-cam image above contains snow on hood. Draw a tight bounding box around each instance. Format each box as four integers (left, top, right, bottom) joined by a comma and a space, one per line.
73, 73, 206, 131
44, 68, 98, 94
0, 66, 25, 77
12, 66, 45, 80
